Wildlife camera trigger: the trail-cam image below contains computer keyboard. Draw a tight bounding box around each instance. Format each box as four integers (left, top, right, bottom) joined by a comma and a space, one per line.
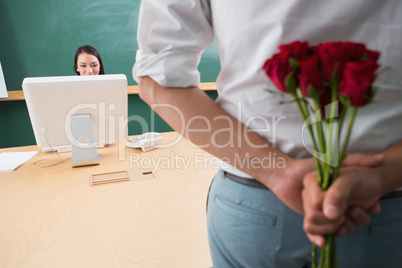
42, 141, 116, 153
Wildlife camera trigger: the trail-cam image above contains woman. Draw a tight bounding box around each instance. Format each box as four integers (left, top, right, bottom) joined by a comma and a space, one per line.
74, 45, 105, 75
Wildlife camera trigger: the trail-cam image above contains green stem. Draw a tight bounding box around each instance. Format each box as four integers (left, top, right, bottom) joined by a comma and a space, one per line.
332, 236, 338, 268
312, 97, 327, 186
298, 90, 311, 119
324, 235, 331, 268
312, 244, 317, 268
321, 88, 338, 190
318, 246, 325, 268
314, 240, 337, 268
331, 106, 347, 180
332, 107, 357, 181
319, 234, 337, 268
336, 106, 347, 146
336, 106, 347, 157
311, 98, 327, 157
292, 91, 323, 182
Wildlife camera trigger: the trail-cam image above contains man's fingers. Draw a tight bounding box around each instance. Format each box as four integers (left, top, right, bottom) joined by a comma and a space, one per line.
347, 206, 371, 226
323, 179, 354, 220
369, 202, 381, 214
303, 171, 323, 194
302, 173, 344, 238
335, 216, 357, 237
303, 214, 344, 235
335, 226, 347, 237
342, 153, 383, 167
307, 233, 326, 248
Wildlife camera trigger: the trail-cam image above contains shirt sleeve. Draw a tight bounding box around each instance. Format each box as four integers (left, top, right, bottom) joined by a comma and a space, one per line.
132, 0, 214, 88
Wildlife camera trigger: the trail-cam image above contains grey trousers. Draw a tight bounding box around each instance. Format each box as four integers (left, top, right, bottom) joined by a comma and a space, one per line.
207, 170, 402, 268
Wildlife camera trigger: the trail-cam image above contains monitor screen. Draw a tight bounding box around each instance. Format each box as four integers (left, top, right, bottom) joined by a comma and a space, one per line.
23, 74, 128, 166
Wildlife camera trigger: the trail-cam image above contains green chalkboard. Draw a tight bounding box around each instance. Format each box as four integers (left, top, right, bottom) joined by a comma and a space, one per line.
0, 0, 220, 148
0, 0, 220, 90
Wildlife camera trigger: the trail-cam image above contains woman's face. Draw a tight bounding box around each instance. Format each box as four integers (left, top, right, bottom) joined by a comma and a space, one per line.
76, 52, 101, 75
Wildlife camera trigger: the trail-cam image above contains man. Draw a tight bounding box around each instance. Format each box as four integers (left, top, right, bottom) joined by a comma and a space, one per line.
133, 1, 402, 267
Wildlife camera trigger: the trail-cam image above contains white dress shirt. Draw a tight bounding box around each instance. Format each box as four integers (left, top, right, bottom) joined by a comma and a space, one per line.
133, 0, 402, 178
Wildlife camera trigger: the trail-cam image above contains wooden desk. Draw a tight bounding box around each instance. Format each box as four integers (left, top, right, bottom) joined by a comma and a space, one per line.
0, 83, 217, 102
0, 132, 217, 268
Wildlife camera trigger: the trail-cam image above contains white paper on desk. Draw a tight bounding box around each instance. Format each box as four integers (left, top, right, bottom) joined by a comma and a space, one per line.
0, 62, 8, 99
0, 151, 38, 171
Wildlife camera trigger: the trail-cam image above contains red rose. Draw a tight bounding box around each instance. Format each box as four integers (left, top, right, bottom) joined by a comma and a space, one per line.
339, 59, 379, 107
346, 42, 366, 61
318, 42, 380, 83
279, 41, 309, 60
263, 41, 309, 92
262, 51, 293, 92
346, 42, 380, 61
298, 50, 323, 97
365, 50, 380, 61
318, 42, 350, 82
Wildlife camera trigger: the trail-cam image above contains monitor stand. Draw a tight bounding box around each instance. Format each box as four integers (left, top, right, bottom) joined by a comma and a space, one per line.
70, 114, 101, 167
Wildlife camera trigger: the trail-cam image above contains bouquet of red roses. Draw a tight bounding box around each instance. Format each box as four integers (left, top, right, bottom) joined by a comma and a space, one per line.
262, 41, 380, 268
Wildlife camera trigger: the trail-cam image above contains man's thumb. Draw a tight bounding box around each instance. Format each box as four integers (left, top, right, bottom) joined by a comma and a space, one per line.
323, 182, 352, 219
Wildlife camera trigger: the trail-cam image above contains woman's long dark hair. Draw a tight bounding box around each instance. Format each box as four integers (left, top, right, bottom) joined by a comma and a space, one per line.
74, 45, 105, 75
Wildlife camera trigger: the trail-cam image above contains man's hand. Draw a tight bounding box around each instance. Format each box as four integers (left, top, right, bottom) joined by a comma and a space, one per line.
269, 153, 383, 217
269, 157, 317, 215
302, 154, 384, 247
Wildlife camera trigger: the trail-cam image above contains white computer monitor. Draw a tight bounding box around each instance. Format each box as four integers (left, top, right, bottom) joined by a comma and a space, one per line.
0, 62, 8, 98
23, 74, 128, 167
